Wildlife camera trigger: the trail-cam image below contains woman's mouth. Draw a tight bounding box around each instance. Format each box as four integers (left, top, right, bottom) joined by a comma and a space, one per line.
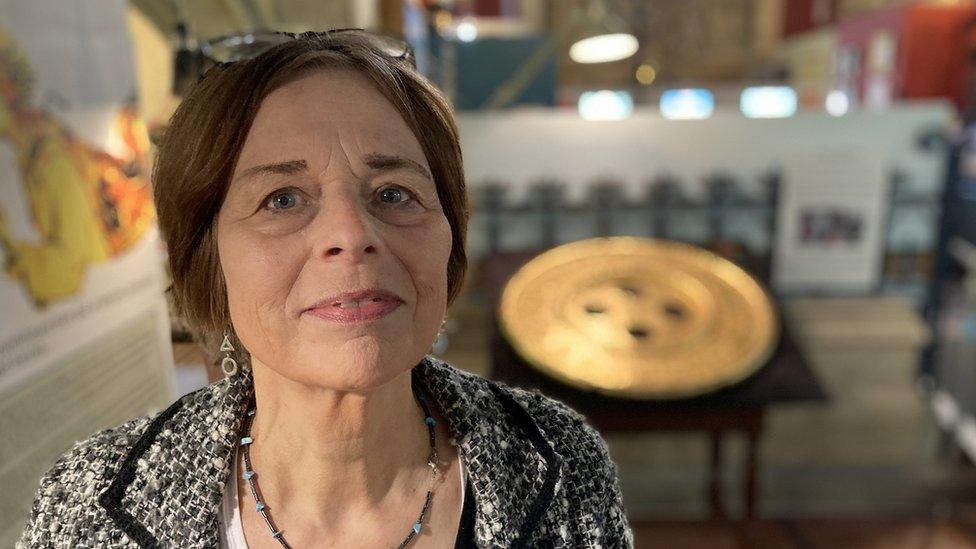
304, 297, 402, 323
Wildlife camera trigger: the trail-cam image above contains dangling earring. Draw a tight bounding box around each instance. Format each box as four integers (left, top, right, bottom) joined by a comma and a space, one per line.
431, 315, 449, 355
220, 329, 238, 377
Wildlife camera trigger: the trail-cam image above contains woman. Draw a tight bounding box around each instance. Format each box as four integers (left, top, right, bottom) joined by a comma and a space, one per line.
17, 30, 633, 548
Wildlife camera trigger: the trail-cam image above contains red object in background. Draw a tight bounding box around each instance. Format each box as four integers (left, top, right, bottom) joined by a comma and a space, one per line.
473, 0, 502, 16
785, 0, 840, 37
837, 3, 976, 113
469, 0, 518, 17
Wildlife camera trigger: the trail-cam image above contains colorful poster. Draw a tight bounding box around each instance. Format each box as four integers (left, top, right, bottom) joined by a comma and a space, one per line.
0, 1, 175, 544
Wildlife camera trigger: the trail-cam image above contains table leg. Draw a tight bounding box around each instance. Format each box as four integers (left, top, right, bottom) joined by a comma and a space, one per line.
710, 430, 725, 519
746, 427, 759, 519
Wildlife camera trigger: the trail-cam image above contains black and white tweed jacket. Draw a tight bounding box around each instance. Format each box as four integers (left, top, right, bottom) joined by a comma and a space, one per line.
18, 355, 634, 548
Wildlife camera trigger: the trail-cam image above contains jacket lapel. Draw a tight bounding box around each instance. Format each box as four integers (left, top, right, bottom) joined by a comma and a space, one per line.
99, 355, 561, 548
416, 357, 564, 547
98, 369, 252, 548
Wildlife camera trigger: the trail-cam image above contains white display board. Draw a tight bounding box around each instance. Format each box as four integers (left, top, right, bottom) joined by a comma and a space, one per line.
772, 149, 888, 292
457, 103, 951, 254
0, 1, 175, 543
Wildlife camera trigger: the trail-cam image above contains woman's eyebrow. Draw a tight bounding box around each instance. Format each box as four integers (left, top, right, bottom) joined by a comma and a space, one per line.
233, 154, 433, 184
235, 159, 308, 182
363, 152, 433, 182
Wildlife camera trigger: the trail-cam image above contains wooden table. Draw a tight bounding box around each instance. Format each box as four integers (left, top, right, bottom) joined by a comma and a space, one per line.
481, 250, 827, 519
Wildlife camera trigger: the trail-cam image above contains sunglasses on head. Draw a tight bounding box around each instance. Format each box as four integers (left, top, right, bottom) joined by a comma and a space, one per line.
198, 27, 416, 72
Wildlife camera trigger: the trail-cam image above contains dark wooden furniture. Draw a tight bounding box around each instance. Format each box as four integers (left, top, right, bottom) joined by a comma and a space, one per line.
481, 250, 827, 519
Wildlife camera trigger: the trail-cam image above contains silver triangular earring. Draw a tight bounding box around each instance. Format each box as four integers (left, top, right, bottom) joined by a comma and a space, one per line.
220, 329, 238, 377
220, 332, 235, 352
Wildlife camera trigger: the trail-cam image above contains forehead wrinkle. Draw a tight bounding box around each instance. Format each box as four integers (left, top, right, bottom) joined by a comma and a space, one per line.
312, 126, 363, 189
336, 128, 360, 179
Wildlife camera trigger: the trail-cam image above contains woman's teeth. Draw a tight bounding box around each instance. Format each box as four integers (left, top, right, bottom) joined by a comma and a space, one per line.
335, 297, 384, 308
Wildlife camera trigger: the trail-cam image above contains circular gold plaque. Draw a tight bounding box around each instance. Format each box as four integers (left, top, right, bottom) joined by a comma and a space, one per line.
498, 237, 779, 400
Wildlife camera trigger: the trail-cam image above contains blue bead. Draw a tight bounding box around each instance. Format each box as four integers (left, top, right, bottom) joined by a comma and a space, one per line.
243, 470, 255, 480
413, 522, 422, 534
256, 502, 266, 511
425, 417, 436, 427
247, 408, 256, 416
272, 530, 283, 538
240, 436, 253, 445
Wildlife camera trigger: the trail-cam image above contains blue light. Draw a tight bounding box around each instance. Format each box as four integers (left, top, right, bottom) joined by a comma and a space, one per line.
578, 90, 634, 121
660, 89, 714, 120
740, 86, 797, 118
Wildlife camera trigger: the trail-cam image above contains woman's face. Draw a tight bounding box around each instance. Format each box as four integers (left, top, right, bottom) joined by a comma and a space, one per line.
216, 68, 452, 391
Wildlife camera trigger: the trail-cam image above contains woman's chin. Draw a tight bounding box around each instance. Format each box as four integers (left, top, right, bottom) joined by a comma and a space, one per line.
278, 347, 415, 392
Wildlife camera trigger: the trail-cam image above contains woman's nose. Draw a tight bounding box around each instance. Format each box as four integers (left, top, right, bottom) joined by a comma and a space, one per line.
308, 190, 381, 263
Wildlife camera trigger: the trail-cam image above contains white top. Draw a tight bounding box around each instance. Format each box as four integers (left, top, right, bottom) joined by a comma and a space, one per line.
218, 450, 468, 548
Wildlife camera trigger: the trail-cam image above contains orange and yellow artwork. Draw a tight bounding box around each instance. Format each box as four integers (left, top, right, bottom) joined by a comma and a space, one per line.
0, 28, 155, 308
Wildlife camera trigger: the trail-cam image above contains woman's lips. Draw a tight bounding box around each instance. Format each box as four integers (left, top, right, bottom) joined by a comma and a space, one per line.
304, 298, 402, 323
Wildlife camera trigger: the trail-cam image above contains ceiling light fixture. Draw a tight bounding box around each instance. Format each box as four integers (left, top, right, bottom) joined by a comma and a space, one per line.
569, 0, 639, 64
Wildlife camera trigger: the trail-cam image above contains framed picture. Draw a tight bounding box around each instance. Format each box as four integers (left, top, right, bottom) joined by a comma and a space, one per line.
772, 149, 888, 293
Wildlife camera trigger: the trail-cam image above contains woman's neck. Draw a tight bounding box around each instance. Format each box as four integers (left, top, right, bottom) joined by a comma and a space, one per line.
243, 361, 432, 529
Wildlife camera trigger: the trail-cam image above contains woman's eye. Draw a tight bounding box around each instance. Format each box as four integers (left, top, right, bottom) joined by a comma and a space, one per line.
263, 189, 304, 212
377, 185, 416, 206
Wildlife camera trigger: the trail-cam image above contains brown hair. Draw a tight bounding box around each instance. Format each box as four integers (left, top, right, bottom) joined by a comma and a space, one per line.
153, 32, 468, 344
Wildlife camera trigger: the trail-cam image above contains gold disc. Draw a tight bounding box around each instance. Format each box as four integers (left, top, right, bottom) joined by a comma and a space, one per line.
497, 237, 779, 400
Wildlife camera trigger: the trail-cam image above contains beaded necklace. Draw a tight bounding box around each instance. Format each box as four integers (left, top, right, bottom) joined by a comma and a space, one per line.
237, 377, 441, 548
